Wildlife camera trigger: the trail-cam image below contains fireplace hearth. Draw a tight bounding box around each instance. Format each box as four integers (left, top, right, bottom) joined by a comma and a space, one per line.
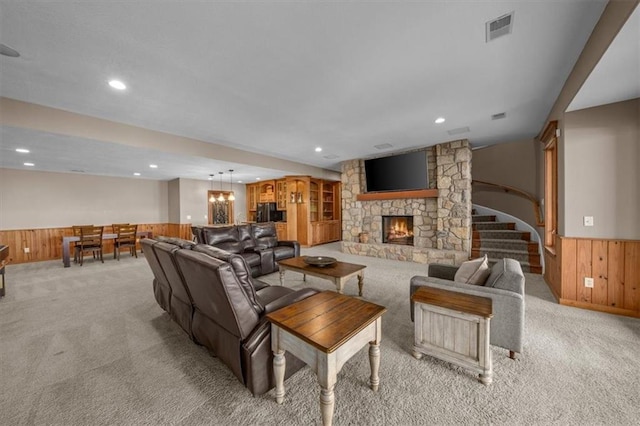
382, 216, 414, 246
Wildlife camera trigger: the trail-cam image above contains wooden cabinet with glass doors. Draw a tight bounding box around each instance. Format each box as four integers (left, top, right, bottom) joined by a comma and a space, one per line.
246, 175, 340, 246
276, 179, 287, 211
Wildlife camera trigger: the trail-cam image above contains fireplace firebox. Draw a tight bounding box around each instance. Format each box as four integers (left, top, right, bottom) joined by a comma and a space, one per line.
382, 216, 414, 246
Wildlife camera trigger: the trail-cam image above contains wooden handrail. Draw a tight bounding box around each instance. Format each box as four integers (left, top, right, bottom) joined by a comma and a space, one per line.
472, 180, 544, 227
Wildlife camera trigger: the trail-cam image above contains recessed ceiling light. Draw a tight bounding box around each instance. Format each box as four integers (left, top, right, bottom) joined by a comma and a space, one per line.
24, 162, 34, 167
435, 117, 446, 124
108, 80, 127, 90
16, 148, 30, 153
149, 164, 158, 168
256, 177, 261, 180
238, 180, 243, 183
133, 172, 141, 176
315, 147, 322, 152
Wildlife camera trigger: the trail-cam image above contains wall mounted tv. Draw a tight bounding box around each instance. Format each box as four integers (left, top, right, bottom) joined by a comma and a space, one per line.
364, 150, 428, 192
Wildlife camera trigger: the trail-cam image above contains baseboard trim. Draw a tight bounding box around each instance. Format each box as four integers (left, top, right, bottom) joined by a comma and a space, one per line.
559, 298, 640, 318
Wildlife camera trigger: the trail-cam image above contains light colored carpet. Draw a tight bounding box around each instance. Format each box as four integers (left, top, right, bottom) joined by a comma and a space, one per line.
1, 243, 639, 425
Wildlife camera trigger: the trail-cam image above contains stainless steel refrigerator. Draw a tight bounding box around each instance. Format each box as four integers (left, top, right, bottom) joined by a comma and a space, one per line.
256, 202, 283, 222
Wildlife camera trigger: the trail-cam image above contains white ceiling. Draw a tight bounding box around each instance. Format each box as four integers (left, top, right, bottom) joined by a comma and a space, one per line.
567, 5, 640, 112
0, 0, 633, 182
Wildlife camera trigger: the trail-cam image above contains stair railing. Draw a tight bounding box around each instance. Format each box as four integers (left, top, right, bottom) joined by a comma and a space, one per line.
472, 180, 544, 227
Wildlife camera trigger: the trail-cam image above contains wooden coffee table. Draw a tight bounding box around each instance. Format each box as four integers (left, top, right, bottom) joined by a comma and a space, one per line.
278, 256, 366, 296
266, 291, 387, 426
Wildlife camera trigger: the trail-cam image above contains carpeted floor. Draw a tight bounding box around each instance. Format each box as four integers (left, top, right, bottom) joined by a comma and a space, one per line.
1, 243, 639, 425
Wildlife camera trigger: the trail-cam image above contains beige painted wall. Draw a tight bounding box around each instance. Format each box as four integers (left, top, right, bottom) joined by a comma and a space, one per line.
471, 139, 540, 229
168, 179, 181, 223
564, 98, 639, 239
0, 168, 169, 230
540, 1, 638, 237
178, 178, 247, 225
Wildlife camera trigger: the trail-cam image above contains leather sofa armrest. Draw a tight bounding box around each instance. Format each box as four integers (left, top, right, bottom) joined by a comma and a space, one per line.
252, 278, 270, 291
256, 247, 275, 275
277, 240, 300, 257
263, 288, 319, 314
242, 317, 270, 354
428, 263, 459, 281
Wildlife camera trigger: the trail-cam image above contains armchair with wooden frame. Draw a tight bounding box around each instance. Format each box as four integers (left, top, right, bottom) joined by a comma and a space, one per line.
114, 224, 138, 260
75, 226, 104, 266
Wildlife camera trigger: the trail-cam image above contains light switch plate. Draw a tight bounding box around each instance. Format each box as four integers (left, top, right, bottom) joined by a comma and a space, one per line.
584, 277, 594, 288
583, 216, 594, 227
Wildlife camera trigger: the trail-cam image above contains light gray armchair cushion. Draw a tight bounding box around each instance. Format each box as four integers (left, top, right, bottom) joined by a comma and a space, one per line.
410, 258, 525, 355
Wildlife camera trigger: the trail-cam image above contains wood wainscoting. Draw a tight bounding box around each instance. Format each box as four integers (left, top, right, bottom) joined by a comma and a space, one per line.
0, 223, 193, 265
545, 236, 640, 318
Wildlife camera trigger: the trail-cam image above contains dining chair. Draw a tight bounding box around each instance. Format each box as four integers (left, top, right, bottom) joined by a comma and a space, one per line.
72, 224, 93, 264
112, 223, 130, 234
76, 226, 104, 266
114, 224, 138, 260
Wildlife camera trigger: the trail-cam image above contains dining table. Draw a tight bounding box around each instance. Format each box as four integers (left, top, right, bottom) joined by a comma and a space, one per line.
61, 231, 152, 267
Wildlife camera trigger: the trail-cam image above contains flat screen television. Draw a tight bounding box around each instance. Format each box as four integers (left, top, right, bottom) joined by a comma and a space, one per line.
364, 150, 428, 192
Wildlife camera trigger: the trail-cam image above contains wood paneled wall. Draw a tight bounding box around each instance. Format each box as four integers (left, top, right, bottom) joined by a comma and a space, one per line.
0, 223, 193, 264
545, 236, 640, 318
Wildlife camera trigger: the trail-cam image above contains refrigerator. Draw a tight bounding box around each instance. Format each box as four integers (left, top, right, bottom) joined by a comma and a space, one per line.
256, 202, 283, 222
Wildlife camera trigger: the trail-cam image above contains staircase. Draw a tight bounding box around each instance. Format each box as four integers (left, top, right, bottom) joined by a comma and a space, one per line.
471, 214, 542, 274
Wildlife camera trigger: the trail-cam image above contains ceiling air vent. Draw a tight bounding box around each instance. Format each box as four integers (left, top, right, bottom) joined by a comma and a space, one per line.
323, 154, 339, 160
486, 12, 514, 42
491, 112, 507, 120
374, 143, 393, 150
447, 126, 470, 136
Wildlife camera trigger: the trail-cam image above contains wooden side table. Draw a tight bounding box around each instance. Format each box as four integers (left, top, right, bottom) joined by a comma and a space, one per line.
411, 286, 493, 384
266, 291, 386, 426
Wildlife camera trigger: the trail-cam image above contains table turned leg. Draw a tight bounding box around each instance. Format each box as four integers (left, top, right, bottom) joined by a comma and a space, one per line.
369, 342, 380, 391
357, 272, 364, 296
320, 385, 336, 426
279, 268, 285, 286
273, 349, 286, 404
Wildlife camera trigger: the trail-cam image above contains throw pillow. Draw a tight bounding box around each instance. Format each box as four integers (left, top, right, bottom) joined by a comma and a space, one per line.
454, 255, 491, 285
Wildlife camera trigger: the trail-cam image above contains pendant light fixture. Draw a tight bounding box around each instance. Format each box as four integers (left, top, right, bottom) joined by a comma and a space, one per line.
228, 169, 236, 201
217, 172, 225, 202
208, 174, 215, 203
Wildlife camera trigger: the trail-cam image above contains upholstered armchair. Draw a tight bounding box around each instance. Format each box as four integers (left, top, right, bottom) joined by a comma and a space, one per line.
409, 258, 525, 359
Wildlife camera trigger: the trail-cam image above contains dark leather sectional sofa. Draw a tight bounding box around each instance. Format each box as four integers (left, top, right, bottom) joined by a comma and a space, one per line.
141, 236, 318, 396
191, 222, 299, 277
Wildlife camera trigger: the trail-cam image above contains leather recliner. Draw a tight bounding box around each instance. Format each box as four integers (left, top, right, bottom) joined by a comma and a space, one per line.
141, 237, 318, 395
176, 245, 318, 395
196, 222, 300, 277
141, 238, 172, 313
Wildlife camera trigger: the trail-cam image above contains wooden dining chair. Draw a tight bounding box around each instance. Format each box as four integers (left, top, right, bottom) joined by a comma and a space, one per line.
112, 223, 130, 234
76, 226, 104, 266
72, 224, 93, 264
114, 224, 138, 260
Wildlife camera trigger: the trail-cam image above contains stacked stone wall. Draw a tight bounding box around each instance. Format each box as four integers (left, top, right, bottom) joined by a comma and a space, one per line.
341, 141, 471, 265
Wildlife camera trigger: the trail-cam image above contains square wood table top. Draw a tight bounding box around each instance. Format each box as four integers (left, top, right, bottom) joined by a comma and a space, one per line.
266, 291, 387, 353
411, 286, 493, 319
277, 256, 366, 279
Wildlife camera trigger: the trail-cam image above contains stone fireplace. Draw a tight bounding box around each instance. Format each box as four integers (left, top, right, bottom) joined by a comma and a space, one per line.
341, 140, 472, 265
382, 215, 414, 246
